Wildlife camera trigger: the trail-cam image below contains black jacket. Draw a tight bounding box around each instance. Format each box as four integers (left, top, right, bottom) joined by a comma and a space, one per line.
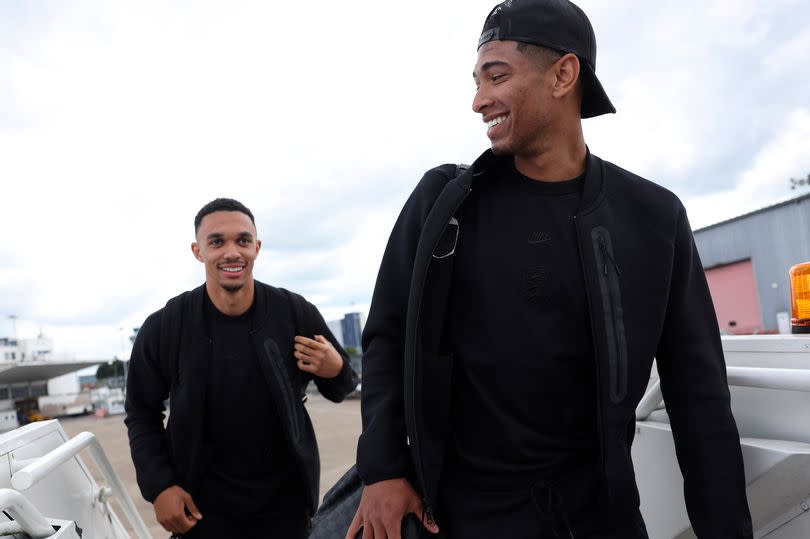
124, 281, 359, 516
357, 150, 752, 538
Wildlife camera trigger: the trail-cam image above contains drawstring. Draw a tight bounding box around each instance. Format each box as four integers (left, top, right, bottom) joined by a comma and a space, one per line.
531, 482, 575, 539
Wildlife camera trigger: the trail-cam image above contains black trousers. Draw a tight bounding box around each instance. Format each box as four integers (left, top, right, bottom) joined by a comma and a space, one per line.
436, 480, 648, 539
177, 469, 311, 539
176, 510, 309, 539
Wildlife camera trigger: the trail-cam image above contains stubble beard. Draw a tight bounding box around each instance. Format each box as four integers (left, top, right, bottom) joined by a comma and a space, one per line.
489, 136, 507, 155
221, 283, 244, 293
490, 138, 515, 156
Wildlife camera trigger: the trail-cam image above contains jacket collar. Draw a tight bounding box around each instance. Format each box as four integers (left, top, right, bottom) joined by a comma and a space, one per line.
186, 279, 271, 337
459, 147, 604, 213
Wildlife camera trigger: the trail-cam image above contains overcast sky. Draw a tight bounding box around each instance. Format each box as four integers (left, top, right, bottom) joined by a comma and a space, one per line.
2, 0, 809, 359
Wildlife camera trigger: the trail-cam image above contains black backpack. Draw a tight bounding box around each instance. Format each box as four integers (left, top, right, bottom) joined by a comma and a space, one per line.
309, 164, 469, 539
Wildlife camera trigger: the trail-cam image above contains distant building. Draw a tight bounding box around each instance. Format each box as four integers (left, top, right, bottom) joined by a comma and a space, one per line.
0, 334, 99, 404
326, 316, 362, 376
0, 333, 53, 362
326, 320, 344, 346
693, 192, 810, 334
0, 339, 17, 362
341, 312, 365, 350
79, 374, 98, 389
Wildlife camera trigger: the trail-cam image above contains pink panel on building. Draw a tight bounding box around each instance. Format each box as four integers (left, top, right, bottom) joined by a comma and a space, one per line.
705, 259, 762, 334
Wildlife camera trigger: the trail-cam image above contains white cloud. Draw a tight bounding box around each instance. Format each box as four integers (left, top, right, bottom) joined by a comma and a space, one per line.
685, 108, 810, 229
2, 1, 809, 356
764, 28, 810, 75
585, 69, 699, 179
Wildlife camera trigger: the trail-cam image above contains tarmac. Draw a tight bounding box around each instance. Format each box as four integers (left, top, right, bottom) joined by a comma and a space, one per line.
60, 393, 362, 538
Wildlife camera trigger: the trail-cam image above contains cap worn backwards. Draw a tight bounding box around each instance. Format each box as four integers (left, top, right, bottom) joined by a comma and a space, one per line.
479, 0, 616, 118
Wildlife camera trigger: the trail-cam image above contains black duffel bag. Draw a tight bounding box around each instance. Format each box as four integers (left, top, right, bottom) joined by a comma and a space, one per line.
309, 465, 441, 539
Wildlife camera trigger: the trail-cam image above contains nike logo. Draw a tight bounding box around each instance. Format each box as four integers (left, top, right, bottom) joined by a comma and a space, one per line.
528, 231, 552, 244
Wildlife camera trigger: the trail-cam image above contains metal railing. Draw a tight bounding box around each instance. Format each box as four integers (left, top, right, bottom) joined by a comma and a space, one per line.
636, 367, 810, 421
0, 488, 57, 538
10, 431, 151, 539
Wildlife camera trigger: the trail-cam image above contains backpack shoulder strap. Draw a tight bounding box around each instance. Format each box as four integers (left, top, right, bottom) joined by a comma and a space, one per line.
283, 288, 316, 400
159, 294, 184, 384
286, 289, 314, 339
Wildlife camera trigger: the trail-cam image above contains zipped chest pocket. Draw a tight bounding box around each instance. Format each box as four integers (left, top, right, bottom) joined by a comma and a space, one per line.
591, 227, 628, 403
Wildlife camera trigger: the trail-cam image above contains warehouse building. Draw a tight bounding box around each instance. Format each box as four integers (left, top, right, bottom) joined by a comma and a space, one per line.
693, 192, 810, 334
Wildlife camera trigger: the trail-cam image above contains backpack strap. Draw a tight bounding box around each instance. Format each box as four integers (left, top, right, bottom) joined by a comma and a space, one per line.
433, 163, 469, 354
160, 295, 184, 385
288, 290, 315, 339
285, 289, 315, 402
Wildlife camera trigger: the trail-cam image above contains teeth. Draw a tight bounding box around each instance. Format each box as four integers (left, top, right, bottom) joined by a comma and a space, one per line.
221, 266, 243, 273
486, 115, 506, 128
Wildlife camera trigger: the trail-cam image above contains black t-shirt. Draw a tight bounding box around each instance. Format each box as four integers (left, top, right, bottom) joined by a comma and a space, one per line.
445, 158, 598, 486
200, 292, 302, 516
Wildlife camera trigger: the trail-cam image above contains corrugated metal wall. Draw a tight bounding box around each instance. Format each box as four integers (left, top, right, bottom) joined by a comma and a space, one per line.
693, 194, 810, 331
705, 260, 761, 333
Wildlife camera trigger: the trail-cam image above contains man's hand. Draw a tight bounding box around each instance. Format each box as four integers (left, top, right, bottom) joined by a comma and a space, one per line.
153, 485, 202, 534
346, 478, 440, 539
294, 335, 344, 378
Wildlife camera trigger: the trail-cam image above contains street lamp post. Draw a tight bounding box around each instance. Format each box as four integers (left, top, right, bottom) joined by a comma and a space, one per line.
8, 315, 17, 339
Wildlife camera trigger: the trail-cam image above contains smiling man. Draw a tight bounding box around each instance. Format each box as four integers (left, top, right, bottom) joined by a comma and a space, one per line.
125, 198, 358, 538
349, 1, 752, 538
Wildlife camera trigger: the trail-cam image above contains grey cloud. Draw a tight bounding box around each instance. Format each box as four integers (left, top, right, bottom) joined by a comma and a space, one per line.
4, 0, 810, 358
256, 167, 417, 252
588, 2, 810, 199
36, 297, 145, 326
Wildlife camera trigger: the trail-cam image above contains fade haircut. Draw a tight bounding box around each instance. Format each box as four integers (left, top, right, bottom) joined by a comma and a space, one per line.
194, 198, 255, 236
515, 41, 581, 99
515, 41, 564, 71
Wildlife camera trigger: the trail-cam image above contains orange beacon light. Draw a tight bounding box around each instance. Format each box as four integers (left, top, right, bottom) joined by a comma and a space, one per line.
790, 262, 810, 334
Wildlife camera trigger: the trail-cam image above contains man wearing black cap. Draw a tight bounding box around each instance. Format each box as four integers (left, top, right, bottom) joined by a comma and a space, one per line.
349, 0, 752, 538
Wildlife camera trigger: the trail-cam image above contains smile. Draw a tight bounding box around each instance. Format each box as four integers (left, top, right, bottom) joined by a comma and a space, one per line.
486, 115, 507, 128
220, 265, 245, 273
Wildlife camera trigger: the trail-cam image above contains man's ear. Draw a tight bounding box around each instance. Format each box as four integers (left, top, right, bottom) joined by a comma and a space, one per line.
191, 242, 203, 262
552, 53, 581, 99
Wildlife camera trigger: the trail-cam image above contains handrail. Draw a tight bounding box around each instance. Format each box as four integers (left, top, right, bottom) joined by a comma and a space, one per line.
10, 431, 152, 539
726, 366, 810, 392
635, 379, 662, 421
0, 488, 56, 538
636, 367, 810, 421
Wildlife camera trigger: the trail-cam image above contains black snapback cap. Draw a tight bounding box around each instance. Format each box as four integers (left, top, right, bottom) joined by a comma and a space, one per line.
478, 0, 616, 119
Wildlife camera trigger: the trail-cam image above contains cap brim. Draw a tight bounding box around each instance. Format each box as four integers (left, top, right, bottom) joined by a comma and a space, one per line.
579, 62, 615, 119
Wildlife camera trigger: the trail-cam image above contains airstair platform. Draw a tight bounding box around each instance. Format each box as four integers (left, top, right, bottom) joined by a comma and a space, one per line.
0, 419, 149, 538
634, 335, 810, 538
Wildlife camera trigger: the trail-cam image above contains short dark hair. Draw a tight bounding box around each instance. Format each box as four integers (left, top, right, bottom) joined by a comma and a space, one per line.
514, 41, 581, 98
515, 41, 563, 69
194, 198, 255, 235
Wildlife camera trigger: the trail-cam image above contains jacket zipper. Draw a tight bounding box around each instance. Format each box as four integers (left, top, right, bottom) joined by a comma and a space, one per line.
263, 339, 301, 442
573, 214, 604, 532
591, 228, 628, 403
261, 337, 318, 514
411, 185, 471, 520
598, 236, 621, 277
